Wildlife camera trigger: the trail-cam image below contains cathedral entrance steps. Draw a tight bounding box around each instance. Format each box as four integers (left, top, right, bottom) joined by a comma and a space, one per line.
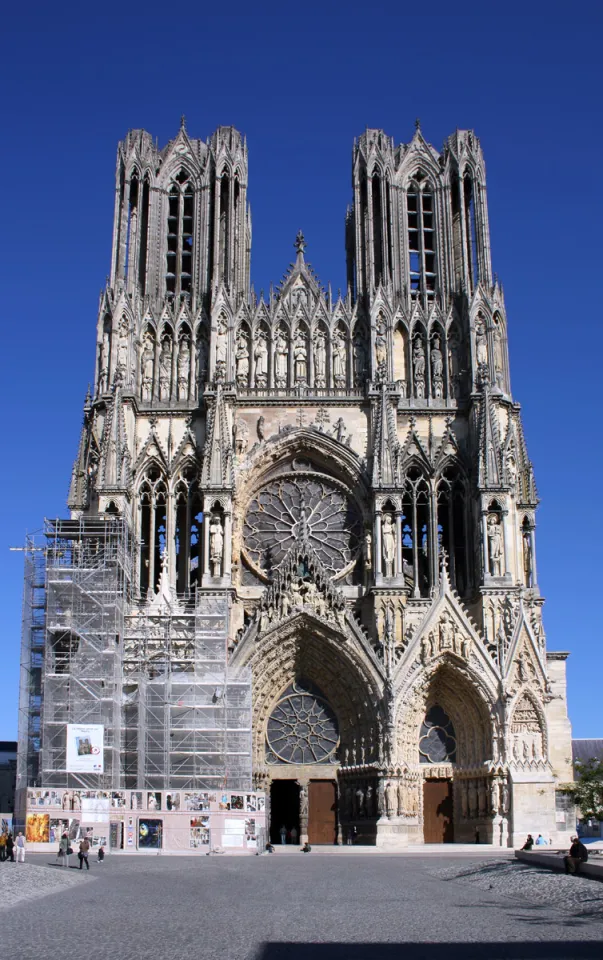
267, 844, 515, 856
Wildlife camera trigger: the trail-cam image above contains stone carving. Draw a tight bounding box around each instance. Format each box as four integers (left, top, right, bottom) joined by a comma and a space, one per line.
274, 331, 287, 386
353, 333, 367, 384
236, 332, 249, 388
209, 514, 224, 578
233, 418, 249, 456
196, 332, 208, 382
476, 318, 488, 369
177, 336, 190, 400
382, 606, 396, 676
159, 337, 172, 400
382, 513, 396, 578
431, 336, 443, 398
332, 331, 346, 386
141, 335, 154, 401
385, 780, 397, 818
215, 319, 228, 378
375, 316, 387, 377
510, 693, 543, 763
294, 331, 307, 383
522, 528, 533, 586
487, 514, 503, 576
257, 416, 266, 443
448, 330, 461, 398
313, 330, 327, 386
413, 337, 425, 398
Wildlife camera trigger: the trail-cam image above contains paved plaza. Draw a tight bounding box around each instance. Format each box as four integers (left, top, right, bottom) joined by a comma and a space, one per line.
1, 852, 603, 959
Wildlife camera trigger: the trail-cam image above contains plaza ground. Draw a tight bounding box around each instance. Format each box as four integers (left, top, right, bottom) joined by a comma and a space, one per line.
2, 851, 603, 959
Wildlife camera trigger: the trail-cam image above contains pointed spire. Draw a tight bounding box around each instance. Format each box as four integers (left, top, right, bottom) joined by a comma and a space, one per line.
372, 383, 400, 487
201, 383, 234, 488
415, 117, 421, 132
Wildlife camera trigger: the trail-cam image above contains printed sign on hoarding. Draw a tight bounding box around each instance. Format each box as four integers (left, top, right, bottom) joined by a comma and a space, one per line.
66, 723, 104, 773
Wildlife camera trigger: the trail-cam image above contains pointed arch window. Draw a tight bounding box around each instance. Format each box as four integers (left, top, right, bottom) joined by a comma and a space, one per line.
437, 466, 469, 596
402, 467, 431, 597
165, 170, 194, 299
407, 177, 436, 299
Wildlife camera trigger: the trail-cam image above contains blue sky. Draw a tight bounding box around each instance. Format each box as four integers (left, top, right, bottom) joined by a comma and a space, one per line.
1, 3, 601, 739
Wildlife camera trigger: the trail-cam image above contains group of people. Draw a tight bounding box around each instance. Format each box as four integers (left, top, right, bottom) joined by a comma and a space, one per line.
522, 833, 589, 875
56, 833, 105, 869
0, 831, 25, 862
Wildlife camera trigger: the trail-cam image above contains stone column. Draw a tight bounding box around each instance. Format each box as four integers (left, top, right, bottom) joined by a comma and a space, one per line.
395, 511, 403, 579
298, 781, 309, 844
167, 492, 176, 586
501, 509, 510, 577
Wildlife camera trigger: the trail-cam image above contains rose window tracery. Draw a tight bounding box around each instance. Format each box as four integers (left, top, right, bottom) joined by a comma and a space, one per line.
243, 474, 362, 577
266, 680, 339, 764
419, 705, 457, 763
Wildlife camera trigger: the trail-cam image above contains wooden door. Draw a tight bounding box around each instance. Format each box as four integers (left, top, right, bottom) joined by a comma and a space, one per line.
423, 779, 454, 843
308, 780, 337, 844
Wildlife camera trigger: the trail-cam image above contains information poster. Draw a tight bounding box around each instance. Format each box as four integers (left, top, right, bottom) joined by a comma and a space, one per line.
66, 723, 104, 773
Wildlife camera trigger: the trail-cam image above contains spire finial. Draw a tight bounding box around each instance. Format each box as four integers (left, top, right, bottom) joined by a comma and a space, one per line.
180, 114, 186, 131
414, 117, 421, 132
294, 230, 306, 260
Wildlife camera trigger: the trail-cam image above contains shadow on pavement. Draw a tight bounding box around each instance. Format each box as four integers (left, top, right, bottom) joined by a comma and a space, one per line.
257, 943, 603, 959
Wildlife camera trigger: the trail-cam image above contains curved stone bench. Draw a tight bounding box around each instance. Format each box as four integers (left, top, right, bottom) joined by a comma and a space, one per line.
515, 849, 603, 881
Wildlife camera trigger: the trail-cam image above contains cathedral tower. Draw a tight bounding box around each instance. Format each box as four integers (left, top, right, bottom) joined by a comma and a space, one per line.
19, 121, 573, 850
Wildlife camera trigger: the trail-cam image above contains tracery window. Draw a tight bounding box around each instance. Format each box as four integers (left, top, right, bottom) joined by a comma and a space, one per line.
243, 475, 362, 578
407, 178, 436, 298
266, 680, 339, 765
419, 705, 457, 763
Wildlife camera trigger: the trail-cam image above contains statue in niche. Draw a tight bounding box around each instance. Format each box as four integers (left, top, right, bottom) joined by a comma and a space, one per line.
117, 318, 129, 373
196, 333, 208, 383
494, 327, 504, 386
413, 338, 425, 398
332, 332, 346, 385
209, 515, 224, 578
448, 330, 461, 398
385, 781, 396, 818
274, 332, 287, 386
487, 514, 503, 576
177, 337, 190, 400
294, 332, 307, 382
523, 530, 532, 586
475, 319, 488, 369
141, 336, 154, 401
382, 513, 396, 578
375, 317, 387, 377
235, 334, 249, 387
215, 320, 228, 378
99, 330, 110, 392
506, 455, 517, 489
355, 786, 365, 817
159, 338, 172, 400
313, 330, 326, 385
431, 336, 443, 397
353, 334, 367, 384
254, 333, 269, 386
396, 780, 405, 817
439, 611, 454, 650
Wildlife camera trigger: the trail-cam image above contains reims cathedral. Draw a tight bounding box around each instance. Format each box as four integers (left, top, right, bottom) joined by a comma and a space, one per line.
20, 119, 573, 848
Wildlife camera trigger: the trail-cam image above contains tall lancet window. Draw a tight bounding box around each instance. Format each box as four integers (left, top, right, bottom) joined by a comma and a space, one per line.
464, 173, 479, 290
165, 169, 194, 298
407, 177, 436, 299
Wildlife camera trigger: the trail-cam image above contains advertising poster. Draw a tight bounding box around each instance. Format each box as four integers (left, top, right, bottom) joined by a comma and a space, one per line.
66, 723, 104, 773
138, 818, 162, 849
26, 813, 50, 843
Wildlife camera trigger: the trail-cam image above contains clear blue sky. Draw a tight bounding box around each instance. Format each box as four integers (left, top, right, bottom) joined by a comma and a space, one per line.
1, 3, 601, 740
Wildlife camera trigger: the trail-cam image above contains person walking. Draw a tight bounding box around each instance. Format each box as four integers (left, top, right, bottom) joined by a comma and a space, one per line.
97, 845, 105, 863
0, 831, 6, 862
78, 837, 90, 870
58, 832, 70, 866
564, 836, 588, 875
279, 825, 287, 845
6, 833, 15, 863
15, 832, 25, 863
290, 826, 298, 845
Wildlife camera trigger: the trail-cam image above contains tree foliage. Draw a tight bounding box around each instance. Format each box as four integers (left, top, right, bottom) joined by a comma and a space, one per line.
561, 759, 603, 821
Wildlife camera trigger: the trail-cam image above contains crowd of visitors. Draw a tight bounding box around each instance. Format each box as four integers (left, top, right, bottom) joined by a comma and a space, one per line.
0, 828, 25, 862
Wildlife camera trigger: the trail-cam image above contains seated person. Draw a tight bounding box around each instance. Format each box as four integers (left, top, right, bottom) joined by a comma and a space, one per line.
521, 834, 534, 851
564, 836, 588, 875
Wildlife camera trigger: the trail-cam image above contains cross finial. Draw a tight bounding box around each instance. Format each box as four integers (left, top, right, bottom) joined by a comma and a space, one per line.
415, 117, 421, 132
180, 114, 186, 131
294, 230, 306, 258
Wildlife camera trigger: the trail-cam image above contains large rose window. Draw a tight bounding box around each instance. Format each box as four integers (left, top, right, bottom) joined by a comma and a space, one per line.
266, 680, 339, 764
243, 474, 362, 577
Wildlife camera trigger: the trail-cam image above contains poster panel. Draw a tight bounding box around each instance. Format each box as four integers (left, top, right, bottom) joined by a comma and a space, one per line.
26, 813, 49, 842
66, 723, 104, 773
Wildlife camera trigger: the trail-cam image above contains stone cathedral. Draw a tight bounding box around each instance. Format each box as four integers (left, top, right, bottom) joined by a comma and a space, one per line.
63, 119, 573, 847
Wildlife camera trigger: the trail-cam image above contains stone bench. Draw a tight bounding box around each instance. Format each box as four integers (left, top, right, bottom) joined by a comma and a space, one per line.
515, 849, 603, 881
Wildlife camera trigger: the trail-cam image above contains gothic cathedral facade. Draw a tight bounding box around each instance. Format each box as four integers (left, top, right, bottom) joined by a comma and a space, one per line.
66, 120, 572, 846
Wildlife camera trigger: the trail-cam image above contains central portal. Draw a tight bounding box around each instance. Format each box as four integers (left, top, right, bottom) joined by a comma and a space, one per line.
308, 780, 337, 845
423, 778, 454, 843
270, 780, 300, 844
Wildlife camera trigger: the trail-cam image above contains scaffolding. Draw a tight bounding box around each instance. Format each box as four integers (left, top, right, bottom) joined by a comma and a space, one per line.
17, 516, 252, 806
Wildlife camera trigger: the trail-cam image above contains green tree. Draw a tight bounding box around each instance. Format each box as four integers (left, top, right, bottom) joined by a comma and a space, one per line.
561, 758, 603, 821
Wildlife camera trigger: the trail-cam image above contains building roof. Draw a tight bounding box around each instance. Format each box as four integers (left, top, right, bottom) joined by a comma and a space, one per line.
572, 739, 603, 764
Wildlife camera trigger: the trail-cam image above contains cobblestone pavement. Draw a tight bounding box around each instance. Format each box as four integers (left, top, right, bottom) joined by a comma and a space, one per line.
0, 860, 91, 909
429, 858, 603, 919
2, 853, 602, 960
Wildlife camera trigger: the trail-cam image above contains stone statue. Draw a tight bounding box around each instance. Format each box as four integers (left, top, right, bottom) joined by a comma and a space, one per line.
177, 336, 190, 400
413, 338, 425, 398
448, 331, 461, 398
332, 332, 346, 385
355, 787, 365, 818
365, 784, 375, 817
141, 336, 154, 401
385, 781, 396, 818
334, 417, 346, 443
487, 514, 503, 576
235, 334, 249, 387
353, 334, 367, 384
159, 338, 172, 400
439, 611, 454, 650
196, 334, 208, 382
375, 322, 387, 376
522, 529, 532, 586
494, 327, 504, 384
382, 514, 396, 578
431, 336, 443, 397
215, 320, 228, 377
117, 318, 129, 373
476, 319, 488, 368
209, 515, 224, 578
275, 332, 287, 385
294, 333, 307, 382
257, 416, 266, 443
364, 531, 372, 569
99, 330, 110, 392
397, 780, 406, 817
506, 455, 517, 489
313, 331, 326, 385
